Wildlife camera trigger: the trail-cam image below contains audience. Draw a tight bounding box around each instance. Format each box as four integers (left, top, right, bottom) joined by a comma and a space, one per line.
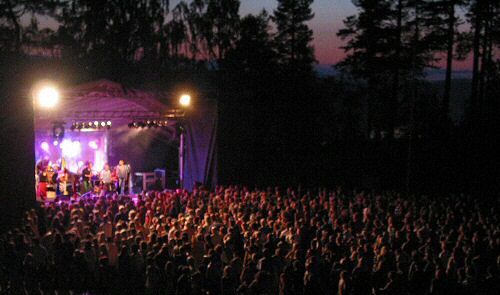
0, 186, 499, 294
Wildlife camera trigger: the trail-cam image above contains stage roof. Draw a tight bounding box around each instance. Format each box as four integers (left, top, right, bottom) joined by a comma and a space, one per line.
34, 79, 181, 130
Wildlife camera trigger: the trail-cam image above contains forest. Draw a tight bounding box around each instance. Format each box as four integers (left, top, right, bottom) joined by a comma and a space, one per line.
1, 0, 499, 193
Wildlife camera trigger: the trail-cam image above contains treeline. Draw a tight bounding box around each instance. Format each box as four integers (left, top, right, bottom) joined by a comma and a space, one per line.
1, 0, 499, 191
338, 0, 499, 134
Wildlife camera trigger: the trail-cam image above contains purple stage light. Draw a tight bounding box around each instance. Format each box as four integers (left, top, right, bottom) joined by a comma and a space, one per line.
53, 140, 59, 146
88, 140, 98, 150
41, 142, 49, 152
61, 139, 81, 158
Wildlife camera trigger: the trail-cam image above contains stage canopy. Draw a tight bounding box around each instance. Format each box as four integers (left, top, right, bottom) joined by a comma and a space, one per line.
34, 79, 217, 191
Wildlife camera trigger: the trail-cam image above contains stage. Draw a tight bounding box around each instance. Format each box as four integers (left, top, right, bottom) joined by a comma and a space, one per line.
33, 79, 217, 201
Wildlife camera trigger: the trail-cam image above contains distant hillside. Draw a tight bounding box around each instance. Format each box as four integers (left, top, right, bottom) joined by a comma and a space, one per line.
315, 65, 471, 124
315, 64, 339, 77
430, 79, 471, 123
315, 64, 472, 81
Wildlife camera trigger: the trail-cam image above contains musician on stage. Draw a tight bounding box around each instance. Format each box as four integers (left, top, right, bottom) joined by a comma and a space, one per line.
100, 163, 114, 192
38, 167, 49, 200
116, 160, 129, 195
81, 162, 93, 193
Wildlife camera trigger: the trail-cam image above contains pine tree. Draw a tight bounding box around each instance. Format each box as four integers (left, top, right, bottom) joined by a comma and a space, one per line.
224, 11, 276, 75
338, 0, 447, 136
273, 0, 316, 76
337, 0, 398, 133
465, 0, 500, 121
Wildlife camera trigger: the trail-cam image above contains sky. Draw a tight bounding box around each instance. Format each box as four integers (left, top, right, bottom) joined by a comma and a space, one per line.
239, 0, 351, 66
238, 0, 472, 70
36, 0, 472, 70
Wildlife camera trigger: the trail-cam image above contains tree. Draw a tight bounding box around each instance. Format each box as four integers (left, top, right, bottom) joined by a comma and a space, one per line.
337, 0, 399, 134
465, 0, 500, 121
421, 0, 468, 121
205, 0, 240, 61
273, 0, 316, 76
168, 0, 240, 64
224, 11, 276, 76
56, 0, 170, 66
0, 0, 58, 53
337, 0, 448, 136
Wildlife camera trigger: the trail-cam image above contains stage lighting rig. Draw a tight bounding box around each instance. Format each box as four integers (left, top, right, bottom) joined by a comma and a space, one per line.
71, 121, 112, 131
128, 120, 169, 129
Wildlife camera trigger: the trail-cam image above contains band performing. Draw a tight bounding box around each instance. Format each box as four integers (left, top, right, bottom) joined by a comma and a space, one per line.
35, 159, 131, 200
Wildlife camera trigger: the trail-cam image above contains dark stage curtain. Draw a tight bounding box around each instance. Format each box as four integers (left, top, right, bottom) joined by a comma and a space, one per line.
184, 102, 218, 190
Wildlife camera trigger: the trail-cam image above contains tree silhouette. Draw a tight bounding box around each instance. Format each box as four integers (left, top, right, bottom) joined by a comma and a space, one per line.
337, 0, 398, 134
465, 0, 500, 122
224, 11, 276, 76
338, 0, 451, 136
273, 0, 316, 76
0, 0, 58, 53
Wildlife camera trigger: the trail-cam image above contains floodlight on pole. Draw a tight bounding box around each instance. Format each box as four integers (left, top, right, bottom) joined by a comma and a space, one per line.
179, 94, 191, 107
36, 85, 60, 108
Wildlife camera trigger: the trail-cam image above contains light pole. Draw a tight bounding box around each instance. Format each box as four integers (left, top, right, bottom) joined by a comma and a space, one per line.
178, 94, 191, 189
179, 126, 185, 188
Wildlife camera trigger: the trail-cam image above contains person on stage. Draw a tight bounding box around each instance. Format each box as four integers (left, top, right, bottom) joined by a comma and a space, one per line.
100, 163, 113, 192
81, 162, 93, 193
38, 167, 49, 200
116, 160, 129, 195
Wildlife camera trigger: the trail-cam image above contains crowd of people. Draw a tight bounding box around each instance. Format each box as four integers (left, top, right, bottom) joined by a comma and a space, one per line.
1, 186, 499, 294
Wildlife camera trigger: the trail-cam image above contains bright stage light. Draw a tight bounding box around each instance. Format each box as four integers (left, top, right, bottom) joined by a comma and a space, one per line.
179, 94, 191, 107
41, 142, 49, 152
36, 86, 60, 108
53, 140, 59, 146
88, 141, 98, 150
61, 139, 81, 158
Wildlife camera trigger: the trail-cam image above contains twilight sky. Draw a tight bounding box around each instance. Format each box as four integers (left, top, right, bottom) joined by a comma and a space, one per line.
239, 0, 350, 66
239, 0, 471, 70
35, 0, 472, 70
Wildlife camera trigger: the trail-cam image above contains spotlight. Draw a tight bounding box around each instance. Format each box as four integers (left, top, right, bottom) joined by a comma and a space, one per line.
41, 142, 50, 152
179, 94, 191, 107
100, 122, 106, 127
94, 121, 99, 126
88, 141, 98, 150
35, 85, 60, 108
60, 139, 81, 158
53, 140, 59, 146
106, 121, 112, 126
